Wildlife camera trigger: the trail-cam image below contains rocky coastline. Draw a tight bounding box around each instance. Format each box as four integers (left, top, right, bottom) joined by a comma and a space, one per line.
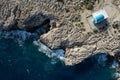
1, 0, 120, 79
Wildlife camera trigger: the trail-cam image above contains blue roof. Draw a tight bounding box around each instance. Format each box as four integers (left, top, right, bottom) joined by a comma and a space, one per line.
93, 14, 105, 24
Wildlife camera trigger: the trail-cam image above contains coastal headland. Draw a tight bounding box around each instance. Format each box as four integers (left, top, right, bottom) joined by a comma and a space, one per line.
1, 1, 120, 79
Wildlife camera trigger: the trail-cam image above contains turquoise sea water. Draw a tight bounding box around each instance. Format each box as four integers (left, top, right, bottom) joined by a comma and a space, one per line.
0, 38, 116, 80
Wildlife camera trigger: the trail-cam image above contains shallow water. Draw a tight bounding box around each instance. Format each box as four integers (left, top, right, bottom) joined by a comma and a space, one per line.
0, 38, 116, 80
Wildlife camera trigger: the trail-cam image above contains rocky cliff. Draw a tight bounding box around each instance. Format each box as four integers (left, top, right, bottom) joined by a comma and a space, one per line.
0, 0, 94, 64
40, 24, 120, 65
0, 0, 92, 32
0, 0, 56, 32
1, 0, 120, 66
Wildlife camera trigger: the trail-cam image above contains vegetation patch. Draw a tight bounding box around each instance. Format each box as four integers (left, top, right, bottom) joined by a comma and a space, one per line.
82, 0, 96, 10
57, 0, 67, 4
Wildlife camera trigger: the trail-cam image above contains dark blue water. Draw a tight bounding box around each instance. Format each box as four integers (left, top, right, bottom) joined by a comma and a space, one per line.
0, 38, 116, 80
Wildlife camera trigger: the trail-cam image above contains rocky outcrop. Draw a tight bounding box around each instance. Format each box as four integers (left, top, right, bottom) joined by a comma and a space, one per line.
40, 25, 120, 65
1, 0, 120, 67
65, 44, 97, 65
0, 0, 86, 31
118, 78, 120, 80
0, 0, 55, 32
0, 0, 97, 65
40, 25, 88, 49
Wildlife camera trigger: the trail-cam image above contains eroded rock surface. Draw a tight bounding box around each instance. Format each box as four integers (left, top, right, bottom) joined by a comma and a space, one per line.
0, 0, 55, 32
1, 0, 120, 67
0, 0, 87, 31
40, 25, 88, 49
40, 26, 120, 65
65, 44, 97, 65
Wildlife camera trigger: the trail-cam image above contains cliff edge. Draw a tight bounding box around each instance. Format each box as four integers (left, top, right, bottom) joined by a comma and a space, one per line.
1, 0, 120, 66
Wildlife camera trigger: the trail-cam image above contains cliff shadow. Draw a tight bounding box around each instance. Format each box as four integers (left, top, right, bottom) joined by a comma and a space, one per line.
68, 53, 114, 73
94, 19, 111, 32
57, 53, 116, 80
17, 12, 55, 34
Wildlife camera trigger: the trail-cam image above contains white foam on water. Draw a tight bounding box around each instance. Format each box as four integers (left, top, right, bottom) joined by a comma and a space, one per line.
33, 40, 65, 61
110, 60, 119, 69
97, 54, 107, 65
53, 49, 64, 57
113, 72, 120, 78
0, 30, 33, 41
53, 49, 65, 60
0, 30, 39, 47
0, 30, 65, 64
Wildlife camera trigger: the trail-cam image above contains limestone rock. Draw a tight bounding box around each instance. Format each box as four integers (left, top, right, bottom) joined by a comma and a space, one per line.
118, 78, 120, 80
1, 0, 120, 67
40, 25, 88, 49
0, 0, 87, 32
65, 44, 97, 65
40, 27, 120, 65
0, 0, 54, 31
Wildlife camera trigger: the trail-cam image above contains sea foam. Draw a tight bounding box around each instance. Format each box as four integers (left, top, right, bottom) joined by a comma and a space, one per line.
111, 60, 119, 69
33, 40, 65, 61
0, 30, 35, 41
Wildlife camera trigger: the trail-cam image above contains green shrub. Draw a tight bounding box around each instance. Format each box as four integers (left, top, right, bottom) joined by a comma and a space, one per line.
82, 0, 95, 10
93, 29, 98, 33
57, 0, 65, 4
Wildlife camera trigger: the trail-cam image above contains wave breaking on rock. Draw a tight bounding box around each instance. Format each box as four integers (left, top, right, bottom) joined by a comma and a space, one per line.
33, 40, 65, 61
